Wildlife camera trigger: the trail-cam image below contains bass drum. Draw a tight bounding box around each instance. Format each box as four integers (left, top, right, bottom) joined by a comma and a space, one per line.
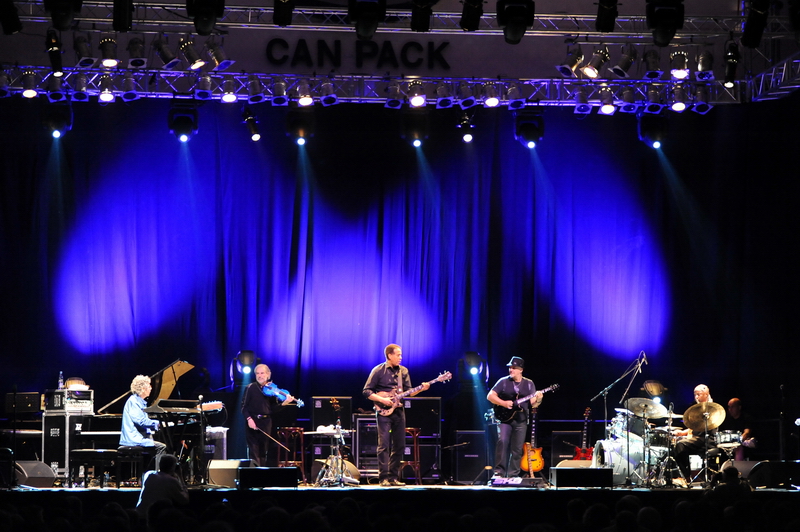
591, 439, 644, 485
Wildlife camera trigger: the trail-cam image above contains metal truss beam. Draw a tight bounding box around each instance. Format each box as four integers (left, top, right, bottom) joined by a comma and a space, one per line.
749, 50, 800, 101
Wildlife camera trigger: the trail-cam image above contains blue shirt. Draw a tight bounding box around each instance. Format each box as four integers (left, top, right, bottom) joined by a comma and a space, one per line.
120, 393, 160, 447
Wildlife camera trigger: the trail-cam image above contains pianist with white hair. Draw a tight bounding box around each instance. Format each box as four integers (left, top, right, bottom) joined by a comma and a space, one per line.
120, 374, 167, 461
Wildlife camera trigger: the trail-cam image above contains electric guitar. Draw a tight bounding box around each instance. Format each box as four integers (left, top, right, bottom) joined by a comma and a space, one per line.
373, 371, 452, 416
520, 407, 544, 473
572, 407, 594, 460
493, 384, 560, 423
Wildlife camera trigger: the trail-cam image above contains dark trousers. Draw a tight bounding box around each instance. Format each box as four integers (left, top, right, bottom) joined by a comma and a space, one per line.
376, 409, 405, 481
245, 419, 272, 467
674, 434, 715, 480
494, 418, 527, 477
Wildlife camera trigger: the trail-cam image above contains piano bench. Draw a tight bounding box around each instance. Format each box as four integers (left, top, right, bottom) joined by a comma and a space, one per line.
70, 449, 118, 488
117, 446, 151, 488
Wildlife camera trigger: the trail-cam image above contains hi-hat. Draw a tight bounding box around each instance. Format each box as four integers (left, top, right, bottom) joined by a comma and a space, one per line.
683, 401, 726, 432
624, 397, 669, 419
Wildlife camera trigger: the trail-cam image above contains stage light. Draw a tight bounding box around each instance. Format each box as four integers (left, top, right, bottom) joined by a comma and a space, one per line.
482, 83, 500, 107
296, 79, 313, 106
645, 0, 685, 48
638, 113, 666, 148
70, 73, 89, 101
457, 112, 474, 143
408, 80, 426, 107
695, 50, 714, 81
153, 39, 181, 70
598, 86, 616, 115
435, 82, 453, 108
99, 38, 119, 68
220, 77, 237, 103
385, 80, 403, 109
506, 82, 526, 110
348, 0, 386, 41
247, 76, 264, 104
121, 71, 139, 101
401, 107, 429, 146
235, 350, 256, 375
595, 0, 618, 32
44, 103, 73, 138
46, 29, 64, 78
44, 0, 82, 31
514, 109, 543, 148
610, 45, 637, 78
179, 39, 206, 70
459, 0, 482, 32
0, 72, 10, 98
573, 86, 591, 114
0, 0, 23, 35
457, 81, 477, 109
186, 0, 224, 36
320, 80, 339, 106
581, 46, 610, 79
73, 35, 97, 69
457, 351, 489, 386
21, 71, 38, 99
98, 75, 115, 103
618, 85, 640, 113
126, 37, 148, 68
242, 108, 260, 141
692, 84, 713, 114
168, 103, 198, 142
195, 74, 213, 100
742, 0, 769, 49
272, 78, 289, 106
113, 0, 133, 32
206, 42, 235, 71
556, 46, 584, 78
643, 49, 662, 80
643, 380, 666, 401
286, 105, 315, 144
47, 76, 67, 103
669, 50, 689, 80
273, 0, 295, 27
410, 0, 434, 32
643, 84, 664, 113
723, 40, 740, 89
496, 0, 535, 45
669, 84, 687, 112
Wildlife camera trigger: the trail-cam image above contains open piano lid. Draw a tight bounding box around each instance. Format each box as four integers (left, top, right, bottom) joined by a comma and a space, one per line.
96, 359, 195, 414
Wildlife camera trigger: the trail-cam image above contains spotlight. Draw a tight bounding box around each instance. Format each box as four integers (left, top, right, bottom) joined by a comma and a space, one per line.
296, 79, 313, 106
556, 46, 584, 78
179, 38, 206, 70
482, 83, 500, 107
121, 71, 139, 101
598, 86, 616, 115
410, 0, 434, 32
457, 81, 477, 109
610, 45, 637, 78
618, 85, 640, 113
348, 0, 386, 41
669, 83, 687, 112
643, 380, 666, 401
319, 80, 339, 106
458, 351, 489, 386
186, 0, 225, 36
645, 0, 685, 47
401, 107, 429, 146
457, 112, 474, 143
73, 35, 98, 69
44, 102, 73, 138
127, 37, 148, 68
243, 108, 260, 141
408, 80, 426, 108
742, 0, 770, 49
643, 49, 662, 80
273, 0, 295, 27
496, 0, 535, 45
459, 0, 482, 32
70, 73, 89, 101
0, 0, 23, 34
286, 105, 315, 144
669, 50, 690, 80
113, 0, 133, 32
99, 38, 119, 68
153, 39, 181, 70
0, 72, 10, 98
46, 29, 64, 78
691, 84, 713, 115
206, 42, 235, 71
47, 76, 67, 102
638, 113, 666, 148
643, 84, 664, 113
695, 51, 714, 81
234, 350, 256, 375
506, 82, 526, 110
98, 75, 115, 103
573, 86, 592, 114
723, 40, 740, 89
595, 0, 618, 32
385, 80, 403, 109
21, 71, 38, 99
435, 82, 453, 108
195, 74, 213, 100
43, 0, 82, 31
514, 109, 543, 148
221, 77, 237, 103
272, 78, 289, 106
581, 46, 610, 79
247, 76, 265, 104
168, 103, 198, 142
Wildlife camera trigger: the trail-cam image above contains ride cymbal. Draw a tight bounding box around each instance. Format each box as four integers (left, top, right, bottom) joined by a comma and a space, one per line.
683, 401, 726, 432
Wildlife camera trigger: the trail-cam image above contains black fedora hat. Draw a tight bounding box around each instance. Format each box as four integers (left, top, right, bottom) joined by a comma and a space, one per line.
506, 356, 525, 369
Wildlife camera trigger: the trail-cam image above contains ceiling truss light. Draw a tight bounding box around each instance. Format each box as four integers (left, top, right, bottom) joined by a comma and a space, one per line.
194, 74, 213, 100
410, 0, 434, 32
73, 35, 98, 69
692, 84, 713, 114
435, 82, 453, 108
99, 38, 119, 68
319, 80, 339, 106
695, 50, 714, 81
742, 0, 770, 49
0, 0, 23, 35
408, 80, 426, 107
723, 40, 740, 89
618, 85, 640, 113
506, 82, 526, 110
482, 82, 500, 107
113, 0, 133, 32
643, 49, 663, 80
581, 46, 610, 79
514, 109, 544, 148
247, 76, 265, 104
242, 108, 260, 141
645, 0, 685, 48
121, 71, 139, 101
670, 83, 687, 112
186, 0, 225, 37
496, 0, 535, 45
153, 39, 181, 70
610, 44, 637, 78
598, 86, 616, 115
221, 77, 237, 103
127, 37, 148, 68
458, 82, 477, 109
47, 75, 67, 102
21, 71, 38, 98
98, 74, 115, 103
573, 86, 592, 114
272, 78, 289, 106
179, 38, 206, 70
43, 0, 82, 31
206, 42, 235, 71
643, 85, 665, 113
457, 112, 474, 143
46, 29, 64, 78
556, 46, 584, 78
385, 80, 403, 109
348, 0, 387, 41
70, 72, 89, 101
670, 50, 690, 80
168, 102, 198, 142
595, 0, 618, 32
459, 0, 482, 32
273, 0, 295, 28
296, 79, 313, 106
0, 72, 11, 98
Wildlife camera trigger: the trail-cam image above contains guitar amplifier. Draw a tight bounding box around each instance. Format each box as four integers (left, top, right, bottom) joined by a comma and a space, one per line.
551, 430, 582, 463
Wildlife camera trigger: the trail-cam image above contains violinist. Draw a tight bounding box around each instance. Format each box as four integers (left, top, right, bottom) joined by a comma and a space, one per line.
241, 363, 297, 466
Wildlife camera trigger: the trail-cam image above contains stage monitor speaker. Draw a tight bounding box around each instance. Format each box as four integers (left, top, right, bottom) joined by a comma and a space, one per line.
207, 459, 253, 488
238, 466, 299, 488
403, 397, 441, 437
550, 462, 612, 488
14, 460, 56, 488
746, 460, 800, 489
552, 431, 582, 463
454, 430, 487, 484
311, 397, 352, 430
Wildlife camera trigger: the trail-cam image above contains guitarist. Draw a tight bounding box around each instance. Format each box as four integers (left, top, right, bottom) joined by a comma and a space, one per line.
486, 357, 543, 479
362, 344, 430, 486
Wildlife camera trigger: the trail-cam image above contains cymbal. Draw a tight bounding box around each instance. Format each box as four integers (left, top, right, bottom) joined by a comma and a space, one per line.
683, 401, 726, 432
615, 407, 633, 416
624, 397, 669, 419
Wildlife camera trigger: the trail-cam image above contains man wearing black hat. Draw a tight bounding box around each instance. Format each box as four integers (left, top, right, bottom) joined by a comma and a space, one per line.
487, 356, 543, 478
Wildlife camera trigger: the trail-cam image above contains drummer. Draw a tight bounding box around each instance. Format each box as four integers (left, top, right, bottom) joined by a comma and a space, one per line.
673, 384, 721, 484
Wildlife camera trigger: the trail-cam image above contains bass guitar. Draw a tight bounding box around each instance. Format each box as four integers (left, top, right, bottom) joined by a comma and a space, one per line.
493, 384, 560, 423
373, 371, 452, 416
572, 407, 594, 460
520, 407, 543, 473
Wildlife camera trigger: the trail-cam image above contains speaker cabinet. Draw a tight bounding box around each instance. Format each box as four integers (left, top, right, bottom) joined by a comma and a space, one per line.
354, 417, 378, 468
14, 460, 56, 488
311, 397, 352, 430
403, 397, 441, 437
454, 430, 488, 484
402, 443, 441, 481
551, 430, 582, 463
238, 466, 299, 488
207, 459, 253, 488
550, 463, 612, 488
746, 460, 800, 489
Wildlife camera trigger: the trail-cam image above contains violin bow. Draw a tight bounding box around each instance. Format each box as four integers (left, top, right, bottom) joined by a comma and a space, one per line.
255, 427, 291, 453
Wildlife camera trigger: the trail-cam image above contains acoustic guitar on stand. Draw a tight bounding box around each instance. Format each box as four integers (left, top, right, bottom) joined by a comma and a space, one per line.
572, 407, 594, 460
373, 371, 452, 416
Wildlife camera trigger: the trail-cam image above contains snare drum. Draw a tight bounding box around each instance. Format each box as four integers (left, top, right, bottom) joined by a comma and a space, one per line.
717, 430, 742, 449
647, 429, 672, 450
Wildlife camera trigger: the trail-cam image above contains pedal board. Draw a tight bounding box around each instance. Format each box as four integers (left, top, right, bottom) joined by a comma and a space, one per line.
490, 477, 544, 487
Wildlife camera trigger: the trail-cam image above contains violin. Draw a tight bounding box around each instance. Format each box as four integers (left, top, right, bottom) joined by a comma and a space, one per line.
261, 382, 304, 408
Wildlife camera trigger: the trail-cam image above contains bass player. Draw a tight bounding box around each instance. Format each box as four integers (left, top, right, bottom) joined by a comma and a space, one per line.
487, 356, 543, 479
363, 343, 430, 486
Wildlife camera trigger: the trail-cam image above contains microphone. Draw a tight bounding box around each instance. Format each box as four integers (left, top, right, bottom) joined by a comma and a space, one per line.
640, 351, 647, 365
